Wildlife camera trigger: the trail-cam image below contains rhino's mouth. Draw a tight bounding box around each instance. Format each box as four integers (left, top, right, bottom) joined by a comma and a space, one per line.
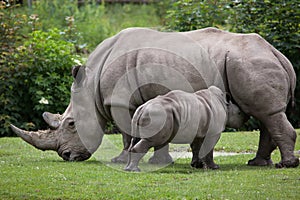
58, 148, 91, 162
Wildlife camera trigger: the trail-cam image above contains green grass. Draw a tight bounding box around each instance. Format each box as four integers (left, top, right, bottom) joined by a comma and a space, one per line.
0, 130, 299, 199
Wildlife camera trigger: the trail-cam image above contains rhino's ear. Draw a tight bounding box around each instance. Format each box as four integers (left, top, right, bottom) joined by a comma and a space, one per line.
72, 65, 81, 79
42, 112, 61, 129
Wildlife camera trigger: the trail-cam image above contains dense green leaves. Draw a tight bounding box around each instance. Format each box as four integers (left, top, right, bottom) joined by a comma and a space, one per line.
166, 0, 232, 31
0, 25, 80, 136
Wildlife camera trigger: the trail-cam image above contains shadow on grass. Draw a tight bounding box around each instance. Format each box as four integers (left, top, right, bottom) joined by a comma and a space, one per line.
155, 162, 275, 174
37, 154, 283, 174
70, 156, 276, 174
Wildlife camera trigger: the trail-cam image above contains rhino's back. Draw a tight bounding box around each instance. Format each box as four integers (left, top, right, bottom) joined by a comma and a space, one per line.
164, 89, 226, 144
183, 27, 287, 69
185, 28, 295, 116
98, 28, 224, 119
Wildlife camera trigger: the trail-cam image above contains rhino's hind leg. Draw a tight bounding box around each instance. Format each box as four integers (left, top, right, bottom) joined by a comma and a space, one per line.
248, 124, 276, 166
148, 144, 173, 165
124, 139, 151, 172
262, 112, 299, 168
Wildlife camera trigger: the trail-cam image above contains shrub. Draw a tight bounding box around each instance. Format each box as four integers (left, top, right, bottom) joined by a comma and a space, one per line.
165, 0, 232, 31
15, 0, 162, 51
0, 9, 29, 136
0, 27, 81, 136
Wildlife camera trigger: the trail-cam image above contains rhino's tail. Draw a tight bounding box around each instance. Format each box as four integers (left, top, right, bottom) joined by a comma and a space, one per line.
272, 47, 296, 109
131, 105, 146, 138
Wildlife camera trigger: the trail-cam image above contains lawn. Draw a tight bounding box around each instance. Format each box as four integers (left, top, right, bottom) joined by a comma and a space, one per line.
0, 130, 299, 199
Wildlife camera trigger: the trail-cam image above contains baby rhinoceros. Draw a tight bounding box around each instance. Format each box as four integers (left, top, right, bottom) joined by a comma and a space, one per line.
124, 86, 244, 172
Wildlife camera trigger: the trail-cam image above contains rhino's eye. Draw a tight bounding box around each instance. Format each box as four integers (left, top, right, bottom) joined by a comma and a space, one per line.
69, 121, 75, 127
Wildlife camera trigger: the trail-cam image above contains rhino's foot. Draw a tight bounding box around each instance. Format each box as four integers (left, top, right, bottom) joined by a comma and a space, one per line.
111, 150, 128, 163
202, 161, 219, 170
191, 160, 219, 170
275, 158, 299, 168
204, 163, 219, 170
124, 166, 141, 172
191, 160, 204, 169
148, 153, 173, 165
248, 157, 273, 166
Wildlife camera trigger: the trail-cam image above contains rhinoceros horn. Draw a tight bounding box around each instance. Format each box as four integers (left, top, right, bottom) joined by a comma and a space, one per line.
10, 124, 58, 151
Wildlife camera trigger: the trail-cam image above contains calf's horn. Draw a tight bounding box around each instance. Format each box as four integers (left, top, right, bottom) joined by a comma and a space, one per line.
10, 124, 58, 151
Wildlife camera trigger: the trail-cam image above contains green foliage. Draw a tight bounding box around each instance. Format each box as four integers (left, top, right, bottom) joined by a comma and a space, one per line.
0, 10, 30, 135
20, 28, 81, 112
165, 0, 232, 31
16, 0, 162, 50
0, 23, 80, 136
165, 0, 300, 128
0, 131, 300, 199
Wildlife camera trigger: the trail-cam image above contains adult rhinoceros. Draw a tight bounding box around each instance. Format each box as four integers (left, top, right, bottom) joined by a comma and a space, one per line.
11, 27, 299, 168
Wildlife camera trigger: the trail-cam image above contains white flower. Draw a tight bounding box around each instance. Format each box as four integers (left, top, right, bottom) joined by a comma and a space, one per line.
65, 16, 74, 22
39, 97, 49, 105
72, 58, 82, 65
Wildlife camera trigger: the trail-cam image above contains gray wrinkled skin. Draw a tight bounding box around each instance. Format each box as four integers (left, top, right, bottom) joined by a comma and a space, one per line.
125, 86, 243, 172
12, 27, 298, 168
11, 104, 91, 161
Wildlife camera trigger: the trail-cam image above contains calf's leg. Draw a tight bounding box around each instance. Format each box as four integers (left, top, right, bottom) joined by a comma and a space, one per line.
148, 144, 173, 164
190, 137, 204, 168
124, 139, 151, 172
190, 137, 219, 169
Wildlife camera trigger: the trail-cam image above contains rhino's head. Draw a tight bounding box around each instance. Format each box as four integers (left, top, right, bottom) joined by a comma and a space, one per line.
226, 101, 249, 129
11, 104, 91, 161
207, 86, 248, 129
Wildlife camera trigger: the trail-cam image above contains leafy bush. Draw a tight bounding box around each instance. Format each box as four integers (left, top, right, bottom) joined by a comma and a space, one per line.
0, 26, 80, 136
165, 0, 232, 31
0, 9, 29, 136
15, 0, 162, 50
165, 0, 300, 128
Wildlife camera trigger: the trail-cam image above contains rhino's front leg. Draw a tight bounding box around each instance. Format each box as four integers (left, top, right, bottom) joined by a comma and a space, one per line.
202, 150, 219, 170
190, 137, 204, 168
190, 137, 219, 169
111, 132, 131, 163
248, 123, 276, 166
148, 144, 173, 164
